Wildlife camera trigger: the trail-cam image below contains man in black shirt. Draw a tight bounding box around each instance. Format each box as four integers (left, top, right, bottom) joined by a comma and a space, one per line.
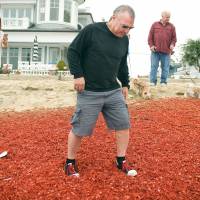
64, 5, 137, 177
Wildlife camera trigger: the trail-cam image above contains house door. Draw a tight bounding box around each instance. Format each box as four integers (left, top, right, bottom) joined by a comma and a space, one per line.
9, 48, 19, 70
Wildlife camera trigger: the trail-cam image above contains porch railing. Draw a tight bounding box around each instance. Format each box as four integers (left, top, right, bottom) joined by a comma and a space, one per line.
11, 69, 72, 77
3, 61, 72, 77
2, 17, 30, 29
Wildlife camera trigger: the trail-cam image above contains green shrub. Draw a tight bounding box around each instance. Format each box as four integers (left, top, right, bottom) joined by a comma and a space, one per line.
57, 60, 66, 71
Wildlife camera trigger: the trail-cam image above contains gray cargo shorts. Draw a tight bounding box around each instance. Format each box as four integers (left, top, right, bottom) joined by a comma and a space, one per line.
70, 88, 130, 136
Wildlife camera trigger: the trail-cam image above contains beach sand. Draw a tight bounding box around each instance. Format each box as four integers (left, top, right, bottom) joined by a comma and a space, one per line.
0, 74, 76, 112
0, 74, 199, 112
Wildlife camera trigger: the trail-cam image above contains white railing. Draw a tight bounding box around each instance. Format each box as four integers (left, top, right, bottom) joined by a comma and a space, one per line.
11, 69, 51, 76
11, 69, 72, 77
2, 17, 30, 29
18, 61, 57, 71
9, 62, 72, 77
57, 70, 71, 76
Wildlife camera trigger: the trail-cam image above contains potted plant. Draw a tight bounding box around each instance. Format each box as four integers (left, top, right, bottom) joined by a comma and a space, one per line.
57, 60, 66, 80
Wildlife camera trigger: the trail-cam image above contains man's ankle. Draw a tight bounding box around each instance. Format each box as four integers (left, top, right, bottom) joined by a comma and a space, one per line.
116, 156, 126, 168
64, 159, 79, 177
116, 158, 137, 176
66, 158, 76, 165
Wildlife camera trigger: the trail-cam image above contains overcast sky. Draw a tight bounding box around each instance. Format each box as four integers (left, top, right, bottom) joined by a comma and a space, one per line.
81, 0, 200, 76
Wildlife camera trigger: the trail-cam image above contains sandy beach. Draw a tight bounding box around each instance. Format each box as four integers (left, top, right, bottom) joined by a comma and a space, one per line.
0, 74, 76, 112
0, 74, 200, 112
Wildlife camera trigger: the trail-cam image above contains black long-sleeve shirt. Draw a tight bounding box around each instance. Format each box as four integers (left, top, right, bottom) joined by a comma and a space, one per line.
67, 22, 130, 92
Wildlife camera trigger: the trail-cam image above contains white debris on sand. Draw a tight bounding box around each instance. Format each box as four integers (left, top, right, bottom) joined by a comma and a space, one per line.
129, 77, 200, 100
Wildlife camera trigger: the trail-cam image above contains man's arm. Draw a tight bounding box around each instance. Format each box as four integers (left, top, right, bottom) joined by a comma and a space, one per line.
148, 23, 156, 51
117, 52, 130, 100
67, 25, 92, 92
67, 27, 90, 78
170, 25, 177, 48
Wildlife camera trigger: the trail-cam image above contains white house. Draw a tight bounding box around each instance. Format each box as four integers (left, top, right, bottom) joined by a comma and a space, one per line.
0, 0, 94, 71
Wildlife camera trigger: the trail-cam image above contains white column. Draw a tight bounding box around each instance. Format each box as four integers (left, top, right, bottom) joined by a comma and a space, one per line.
46, 0, 50, 22
71, 1, 78, 25
0, 31, 4, 68
0, 45, 1, 68
59, 0, 64, 23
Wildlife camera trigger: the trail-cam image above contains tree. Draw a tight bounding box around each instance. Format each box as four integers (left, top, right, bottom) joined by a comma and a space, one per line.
181, 39, 200, 72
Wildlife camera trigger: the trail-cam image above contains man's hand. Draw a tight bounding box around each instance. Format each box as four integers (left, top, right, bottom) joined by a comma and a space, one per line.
74, 77, 85, 92
122, 87, 129, 101
170, 44, 174, 51
150, 45, 156, 52
170, 44, 175, 55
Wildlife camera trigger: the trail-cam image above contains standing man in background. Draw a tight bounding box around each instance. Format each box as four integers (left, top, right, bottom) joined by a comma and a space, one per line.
148, 11, 177, 86
64, 5, 137, 177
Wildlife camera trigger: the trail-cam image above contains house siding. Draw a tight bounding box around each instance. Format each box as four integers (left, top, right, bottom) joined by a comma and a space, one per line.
0, 0, 92, 70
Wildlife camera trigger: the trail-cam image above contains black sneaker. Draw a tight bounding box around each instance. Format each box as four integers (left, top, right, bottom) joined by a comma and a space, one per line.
64, 163, 79, 177
116, 160, 137, 176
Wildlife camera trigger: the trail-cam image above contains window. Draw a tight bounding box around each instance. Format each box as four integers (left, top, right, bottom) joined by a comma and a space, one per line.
10, 8, 17, 18
21, 48, 31, 62
1, 49, 8, 68
49, 47, 59, 64
25, 8, 32, 20
50, 0, 59, 21
18, 8, 24, 18
64, 0, 72, 22
39, 0, 46, 21
9, 48, 19, 70
3, 8, 9, 18
2, 8, 32, 21
38, 48, 42, 62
